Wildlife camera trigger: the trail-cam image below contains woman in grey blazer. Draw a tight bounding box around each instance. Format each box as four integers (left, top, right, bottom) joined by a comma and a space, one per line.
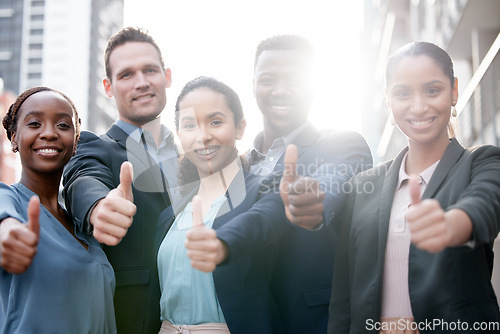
329, 42, 500, 334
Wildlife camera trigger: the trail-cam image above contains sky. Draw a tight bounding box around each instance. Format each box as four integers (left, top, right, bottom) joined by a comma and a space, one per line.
123, 0, 364, 151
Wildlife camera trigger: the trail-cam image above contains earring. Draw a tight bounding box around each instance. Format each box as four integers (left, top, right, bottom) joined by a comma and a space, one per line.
11, 144, 18, 153
451, 101, 457, 117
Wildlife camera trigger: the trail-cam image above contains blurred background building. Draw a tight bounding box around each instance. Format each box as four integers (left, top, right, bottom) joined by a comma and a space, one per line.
0, 78, 16, 185
361, 0, 500, 162
0, 0, 124, 183
360, 0, 500, 297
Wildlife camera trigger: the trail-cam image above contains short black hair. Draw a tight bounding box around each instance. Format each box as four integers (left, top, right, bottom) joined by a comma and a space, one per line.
254, 35, 314, 69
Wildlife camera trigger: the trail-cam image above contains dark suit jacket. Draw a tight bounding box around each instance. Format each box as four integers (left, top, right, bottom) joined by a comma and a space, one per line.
329, 138, 500, 334
158, 170, 290, 334
63, 125, 173, 334
255, 123, 372, 334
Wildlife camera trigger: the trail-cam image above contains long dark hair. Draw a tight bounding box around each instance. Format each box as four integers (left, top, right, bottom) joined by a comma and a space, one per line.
174, 76, 246, 196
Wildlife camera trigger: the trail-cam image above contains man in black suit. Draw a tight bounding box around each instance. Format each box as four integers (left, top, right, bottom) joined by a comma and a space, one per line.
63, 27, 178, 334
247, 35, 372, 334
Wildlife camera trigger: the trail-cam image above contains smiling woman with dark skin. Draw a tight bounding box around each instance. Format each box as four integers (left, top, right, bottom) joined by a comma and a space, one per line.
0, 87, 116, 333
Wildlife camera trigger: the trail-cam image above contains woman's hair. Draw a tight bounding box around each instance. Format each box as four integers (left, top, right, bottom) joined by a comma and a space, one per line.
385, 41, 457, 138
174, 76, 245, 193
2, 86, 81, 141
385, 41, 454, 88
174, 76, 244, 130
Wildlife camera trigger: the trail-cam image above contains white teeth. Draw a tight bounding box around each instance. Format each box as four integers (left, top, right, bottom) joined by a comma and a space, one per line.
196, 147, 218, 155
410, 119, 433, 126
135, 95, 153, 101
272, 105, 291, 111
37, 149, 58, 154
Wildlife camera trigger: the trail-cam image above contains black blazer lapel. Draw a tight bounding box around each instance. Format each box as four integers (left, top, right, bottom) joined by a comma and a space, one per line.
292, 123, 320, 149
372, 146, 408, 314
422, 138, 465, 200
105, 124, 172, 206
105, 124, 152, 172
212, 169, 250, 230
291, 123, 320, 158
155, 209, 176, 250
274, 123, 320, 171
377, 147, 408, 266
105, 123, 129, 148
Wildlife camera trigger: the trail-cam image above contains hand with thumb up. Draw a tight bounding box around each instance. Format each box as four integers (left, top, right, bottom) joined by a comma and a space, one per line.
280, 144, 325, 230
0, 196, 40, 274
90, 161, 137, 246
406, 175, 472, 253
185, 195, 228, 272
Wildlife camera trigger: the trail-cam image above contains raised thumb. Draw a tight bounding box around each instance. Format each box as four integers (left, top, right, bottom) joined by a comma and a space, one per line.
191, 195, 203, 227
409, 175, 422, 205
27, 195, 40, 237
118, 161, 134, 201
281, 144, 298, 193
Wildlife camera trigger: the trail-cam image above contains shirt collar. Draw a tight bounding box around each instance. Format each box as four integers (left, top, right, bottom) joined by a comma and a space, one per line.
250, 122, 309, 157
115, 119, 173, 146
396, 152, 440, 190
115, 119, 140, 141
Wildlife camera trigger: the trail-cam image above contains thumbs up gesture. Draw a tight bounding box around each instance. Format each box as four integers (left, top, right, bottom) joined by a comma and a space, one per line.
0, 196, 40, 274
185, 195, 228, 272
407, 175, 474, 253
91, 161, 137, 245
406, 175, 453, 253
280, 144, 325, 230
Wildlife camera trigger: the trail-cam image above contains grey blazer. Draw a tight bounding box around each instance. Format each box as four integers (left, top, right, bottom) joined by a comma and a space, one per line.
329, 138, 500, 334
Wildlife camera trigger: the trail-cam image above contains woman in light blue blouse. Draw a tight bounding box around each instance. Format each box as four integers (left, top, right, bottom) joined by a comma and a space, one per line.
0, 87, 116, 333
157, 77, 288, 334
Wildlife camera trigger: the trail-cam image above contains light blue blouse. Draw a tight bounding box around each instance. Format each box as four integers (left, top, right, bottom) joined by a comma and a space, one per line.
157, 195, 226, 325
0, 183, 116, 334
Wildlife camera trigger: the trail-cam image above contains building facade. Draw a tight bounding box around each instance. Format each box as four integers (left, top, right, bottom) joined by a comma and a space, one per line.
0, 0, 123, 133
0, 79, 17, 185
0, 0, 124, 182
361, 0, 500, 162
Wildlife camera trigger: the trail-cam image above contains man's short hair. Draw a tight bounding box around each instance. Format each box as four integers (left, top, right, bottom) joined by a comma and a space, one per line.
254, 35, 314, 69
104, 26, 165, 80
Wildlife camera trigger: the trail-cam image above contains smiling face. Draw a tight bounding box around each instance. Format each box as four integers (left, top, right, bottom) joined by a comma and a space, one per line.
386, 55, 458, 151
177, 88, 245, 178
103, 41, 172, 127
11, 91, 77, 179
253, 49, 313, 137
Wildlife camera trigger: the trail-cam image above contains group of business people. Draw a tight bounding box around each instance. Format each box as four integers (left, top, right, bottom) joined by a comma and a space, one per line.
0, 25, 499, 334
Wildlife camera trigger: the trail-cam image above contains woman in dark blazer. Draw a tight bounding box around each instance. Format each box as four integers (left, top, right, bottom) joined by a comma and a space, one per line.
156, 77, 288, 334
329, 42, 500, 334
